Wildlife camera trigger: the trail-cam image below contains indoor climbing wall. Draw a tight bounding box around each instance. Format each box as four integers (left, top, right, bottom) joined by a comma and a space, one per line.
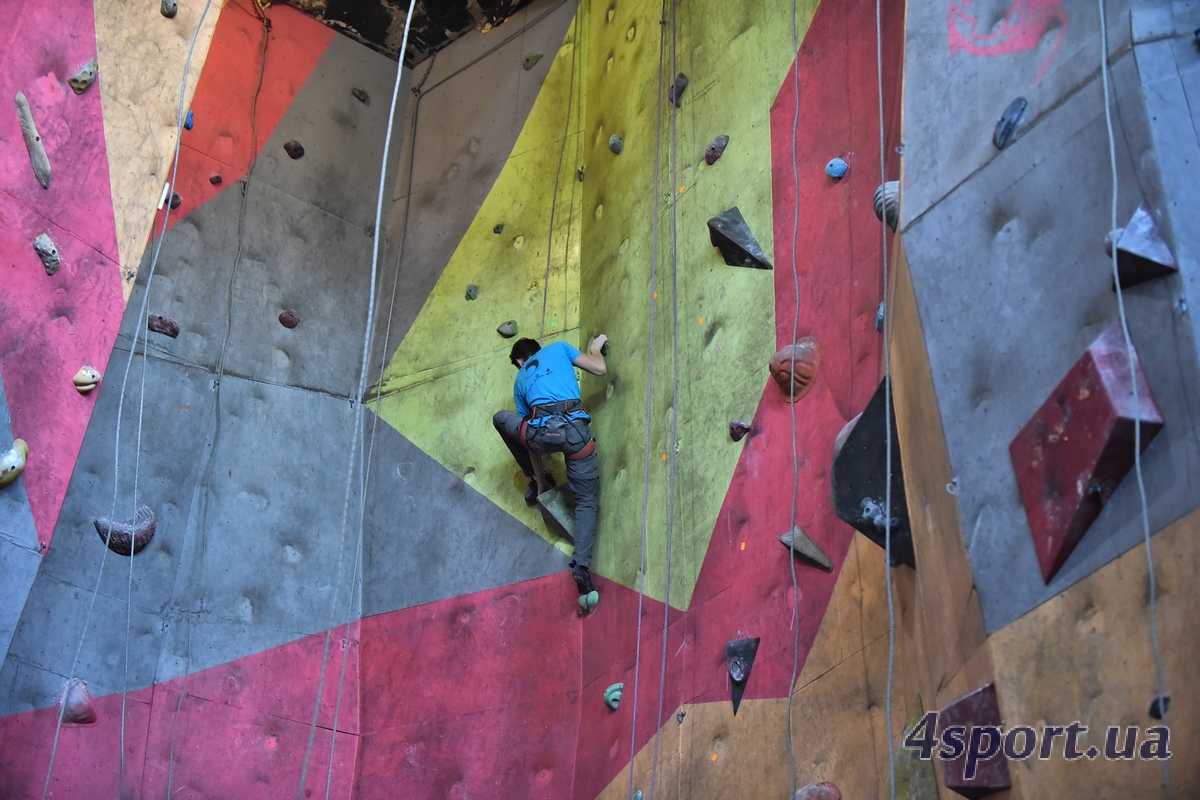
0, 1, 406, 795
891, 0, 1200, 796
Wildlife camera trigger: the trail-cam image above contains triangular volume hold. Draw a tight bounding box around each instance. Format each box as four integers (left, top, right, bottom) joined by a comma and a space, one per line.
707, 208, 773, 269
725, 637, 760, 715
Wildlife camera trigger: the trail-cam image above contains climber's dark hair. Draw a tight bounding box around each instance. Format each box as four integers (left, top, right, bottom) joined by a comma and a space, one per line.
510, 338, 541, 368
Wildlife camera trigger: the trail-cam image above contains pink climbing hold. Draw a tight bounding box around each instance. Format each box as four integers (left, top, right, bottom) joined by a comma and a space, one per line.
794, 782, 841, 800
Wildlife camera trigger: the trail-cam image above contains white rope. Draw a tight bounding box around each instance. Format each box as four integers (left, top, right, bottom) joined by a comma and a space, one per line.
626, 1, 669, 796
40, 2, 216, 795
295, 2, 418, 795
1096, 3, 1169, 795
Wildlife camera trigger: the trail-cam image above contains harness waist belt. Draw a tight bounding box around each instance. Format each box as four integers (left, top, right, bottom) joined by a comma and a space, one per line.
530, 399, 585, 419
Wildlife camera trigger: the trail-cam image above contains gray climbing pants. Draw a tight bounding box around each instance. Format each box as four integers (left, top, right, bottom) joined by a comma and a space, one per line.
492, 409, 600, 568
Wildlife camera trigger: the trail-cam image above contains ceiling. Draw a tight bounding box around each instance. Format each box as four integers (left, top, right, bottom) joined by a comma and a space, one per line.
281, 0, 538, 64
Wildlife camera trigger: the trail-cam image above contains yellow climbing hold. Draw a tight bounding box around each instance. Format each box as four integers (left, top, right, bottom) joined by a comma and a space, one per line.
0, 439, 29, 487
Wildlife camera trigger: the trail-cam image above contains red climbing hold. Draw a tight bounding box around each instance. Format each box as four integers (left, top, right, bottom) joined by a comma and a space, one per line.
769, 339, 820, 402
936, 683, 1011, 796
1009, 320, 1163, 582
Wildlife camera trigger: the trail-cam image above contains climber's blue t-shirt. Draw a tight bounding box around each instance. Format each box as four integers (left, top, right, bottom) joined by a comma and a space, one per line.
514, 341, 590, 427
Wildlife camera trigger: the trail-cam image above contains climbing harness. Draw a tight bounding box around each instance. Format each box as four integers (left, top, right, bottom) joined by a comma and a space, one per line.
518, 400, 596, 459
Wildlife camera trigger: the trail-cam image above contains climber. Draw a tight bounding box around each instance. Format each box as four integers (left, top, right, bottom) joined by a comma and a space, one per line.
493, 334, 607, 612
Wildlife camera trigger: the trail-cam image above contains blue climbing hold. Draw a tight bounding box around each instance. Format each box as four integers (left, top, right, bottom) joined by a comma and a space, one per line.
184, 110, 194, 130
825, 157, 848, 180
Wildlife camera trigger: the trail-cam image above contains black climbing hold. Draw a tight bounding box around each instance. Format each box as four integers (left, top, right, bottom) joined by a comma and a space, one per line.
169, 193, 182, 210
1107, 204, 1177, 289
676, 710, 686, 724
210, 174, 223, 185
94, 505, 156, 555
725, 637, 760, 715
365, 224, 375, 239
729, 420, 751, 441
992, 97, 1027, 150
875, 302, 885, 332
147, 314, 180, 338
704, 134, 729, 166
497, 320, 518, 338
493, 223, 505, 235
707, 208, 772, 269
523, 52, 544, 70
279, 309, 300, 329
778, 526, 832, 571
1149, 694, 1170, 720
576, 166, 585, 182
465, 284, 479, 301
352, 87, 370, 105
831, 379, 915, 568
668, 73, 689, 108
608, 134, 624, 155
161, 0, 178, 18
284, 140, 305, 159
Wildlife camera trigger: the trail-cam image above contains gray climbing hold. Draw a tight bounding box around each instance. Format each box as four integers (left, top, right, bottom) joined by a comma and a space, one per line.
60, 678, 97, 725
94, 505, 156, 556
875, 302, 885, 333
351, 87, 370, 105
729, 420, 751, 442
778, 526, 832, 571
33, 233, 61, 275
669, 73, 689, 107
15, 92, 51, 189
604, 682, 624, 710
608, 134, 624, 155
161, 0, 178, 18
707, 208, 772, 269
148, 314, 180, 338
497, 320, 518, 338
523, 52, 544, 70
825, 157, 848, 180
704, 134, 729, 166
873, 180, 899, 230
68, 58, 98, 94
284, 140, 305, 159
993, 97, 1027, 150
493, 223, 505, 235
465, 284, 479, 301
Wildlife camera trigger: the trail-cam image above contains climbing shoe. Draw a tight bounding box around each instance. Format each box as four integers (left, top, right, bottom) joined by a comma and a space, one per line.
524, 476, 556, 506
573, 565, 599, 614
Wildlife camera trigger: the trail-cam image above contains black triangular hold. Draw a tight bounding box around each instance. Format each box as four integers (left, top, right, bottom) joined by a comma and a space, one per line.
778, 527, 832, 571
707, 208, 772, 270
725, 637, 760, 715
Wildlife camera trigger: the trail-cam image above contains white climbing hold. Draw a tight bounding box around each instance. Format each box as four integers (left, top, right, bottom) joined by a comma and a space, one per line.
60, 678, 97, 725
873, 180, 899, 230
0, 439, 29, 488
73, 366, 101, 394
15, 92, 51, 189
33, 233, 61, 275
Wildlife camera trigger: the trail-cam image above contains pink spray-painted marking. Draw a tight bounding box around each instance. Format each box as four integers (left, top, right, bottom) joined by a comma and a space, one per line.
948, 0, 1068, 83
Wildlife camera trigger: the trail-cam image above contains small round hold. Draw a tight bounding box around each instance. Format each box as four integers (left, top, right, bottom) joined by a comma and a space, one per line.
729, 655, 748, 683
210, 174, 223, 185
729, 420, 751, 442
279, 309, 300, 329
283, 140, 305, 160
73, 366, 101, 394
1149, 694, 1170, 720
161, 0, 178, 18
465, 284, 479, 301
351, 87, 370, 105
608, 134, 624, 155
523, 52, 544, 71
169, 193, 182, 210
704, 134, 730, 166
184, 110, 194, 130
497, 320, 518, 338
493, 223, 505, 235
68, 59, 99, 95
603, 682, 624, 710
825, 157, 849, 180
770, 338, 820, 402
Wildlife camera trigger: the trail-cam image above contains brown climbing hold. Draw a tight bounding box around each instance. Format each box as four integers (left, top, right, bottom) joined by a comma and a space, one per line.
284, 140, 305, 159
33, 233, 61, 275
169, 193, 182, 210
794, 783, 841, 800
209, 174, 223, 185
729, 420, 751, 441
147, 314, 180, 338
15, 92, 51, 189
351, 87, 370, 105
668, 73, 689, 108
94, 505, 156, 556
278, 310, 300, 329
769, 339, 819, 402
704, 135, 730, 166
60, 678, 97, 725
68, 58, 98, 94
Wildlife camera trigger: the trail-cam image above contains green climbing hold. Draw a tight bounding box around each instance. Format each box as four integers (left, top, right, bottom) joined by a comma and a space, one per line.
578, 589, 600, 613
604, 682, 624, 710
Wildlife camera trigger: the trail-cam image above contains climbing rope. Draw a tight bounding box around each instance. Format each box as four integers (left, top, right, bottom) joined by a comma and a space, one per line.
647, 0, 682, 796
874, 0, 897, 797
1096, 3, 1169, 795
539, 4, 581, 337
40, 2, 217, 796
294, 1, 418, 796
626, 0, 670, 796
